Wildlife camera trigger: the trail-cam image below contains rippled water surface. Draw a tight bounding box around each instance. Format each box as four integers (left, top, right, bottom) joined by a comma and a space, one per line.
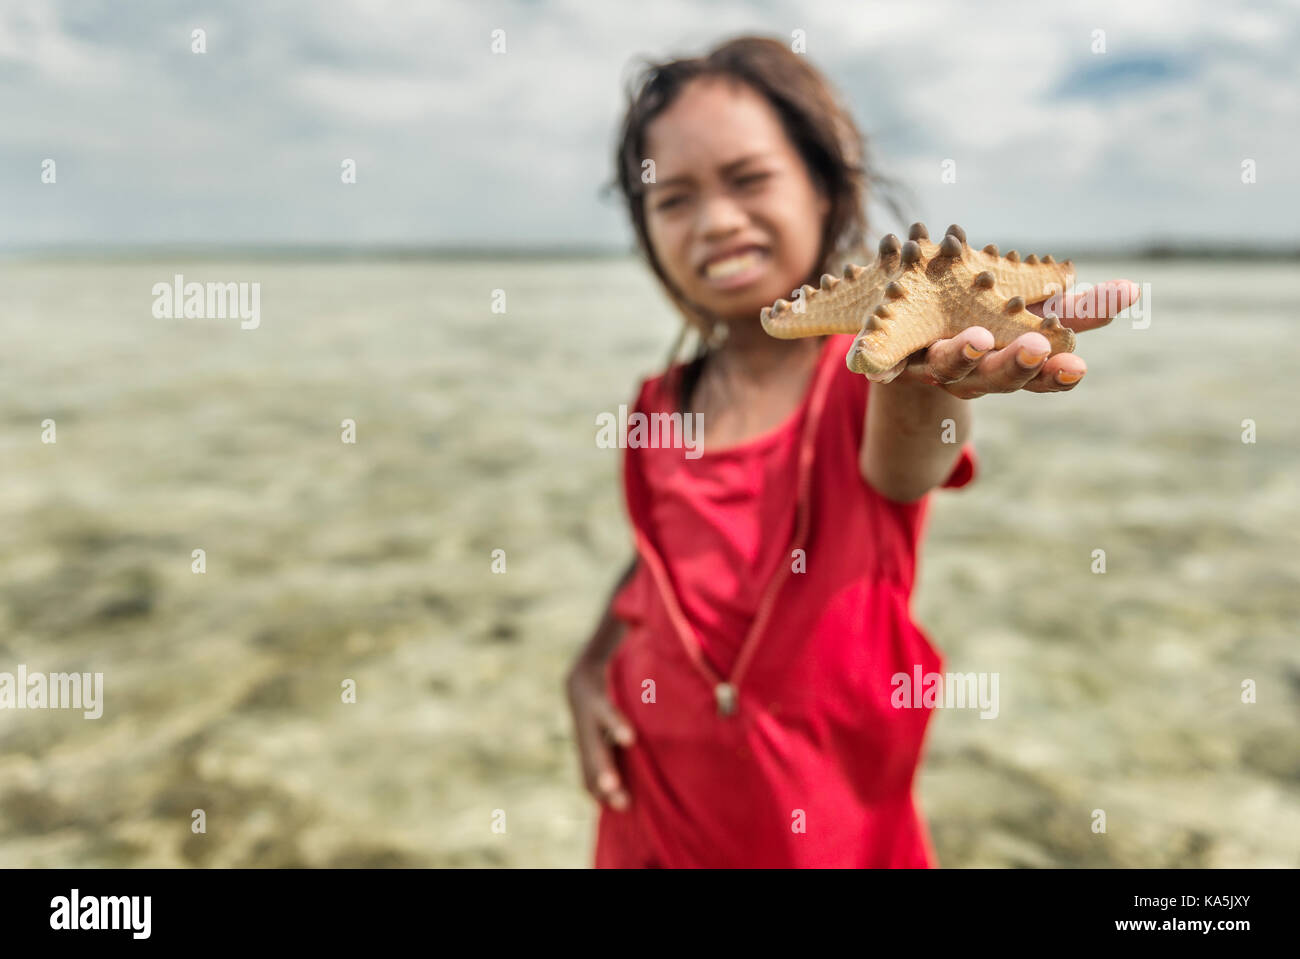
0, 256, 1296, 867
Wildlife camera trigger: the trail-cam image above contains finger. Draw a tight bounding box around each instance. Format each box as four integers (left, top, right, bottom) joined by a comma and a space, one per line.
1019, 352, 1087, 393
1089, 279, 1140, 319
592, 696, 636, 810
594, 697, 636, 747
954, 331, 1053, 397
911, 326, 994, 385
1057, 280, 1140, 333
597, 767, 631, 812
577, 717, 630, 811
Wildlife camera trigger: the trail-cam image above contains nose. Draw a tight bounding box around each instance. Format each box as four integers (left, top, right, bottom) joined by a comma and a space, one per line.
695, 192, 747, 240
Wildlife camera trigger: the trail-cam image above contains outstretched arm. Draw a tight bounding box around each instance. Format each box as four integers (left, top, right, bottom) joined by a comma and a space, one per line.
861, 374, 971, 502
860, 280, 1140, 502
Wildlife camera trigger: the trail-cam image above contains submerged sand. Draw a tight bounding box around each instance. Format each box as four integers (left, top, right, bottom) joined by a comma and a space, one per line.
0, 255, 1296, 867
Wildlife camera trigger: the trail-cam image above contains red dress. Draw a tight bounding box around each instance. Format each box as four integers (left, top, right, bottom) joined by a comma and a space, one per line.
594, 333, 977, 868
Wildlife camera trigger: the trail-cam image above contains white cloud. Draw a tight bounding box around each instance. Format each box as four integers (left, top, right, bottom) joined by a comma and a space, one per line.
0, 0, 1295, 248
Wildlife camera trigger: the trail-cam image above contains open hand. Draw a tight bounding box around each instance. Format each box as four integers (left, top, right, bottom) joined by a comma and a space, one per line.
870, 280, 1140, 398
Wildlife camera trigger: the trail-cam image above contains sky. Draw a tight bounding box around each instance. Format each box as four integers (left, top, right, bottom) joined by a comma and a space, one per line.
2, 0, 1297, 251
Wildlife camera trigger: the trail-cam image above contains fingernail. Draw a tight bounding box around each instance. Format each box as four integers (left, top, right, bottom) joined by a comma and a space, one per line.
1017, 347, 1047, 368
597, 771, 617, 793
962, 343, 989, 361
611, 792, 629, 811
617, 727, 635, 746
1056, 370, 1083, 385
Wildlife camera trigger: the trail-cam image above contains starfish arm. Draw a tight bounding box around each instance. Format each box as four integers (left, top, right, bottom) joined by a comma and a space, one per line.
968, 246, 1076, 305
759, 261, 893, 338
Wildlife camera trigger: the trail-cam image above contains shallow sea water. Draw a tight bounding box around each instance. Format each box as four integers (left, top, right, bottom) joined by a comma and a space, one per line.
0, 255, 1296, 867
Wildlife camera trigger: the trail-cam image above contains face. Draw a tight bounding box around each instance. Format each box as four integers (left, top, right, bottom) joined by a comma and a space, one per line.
642, 75, 831, 324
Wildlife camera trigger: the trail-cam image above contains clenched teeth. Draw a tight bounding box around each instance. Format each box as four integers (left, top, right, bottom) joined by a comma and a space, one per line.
705, 250, 761, 279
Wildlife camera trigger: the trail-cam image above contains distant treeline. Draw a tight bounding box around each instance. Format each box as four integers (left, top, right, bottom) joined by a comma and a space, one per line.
1119, 244, 1300, 261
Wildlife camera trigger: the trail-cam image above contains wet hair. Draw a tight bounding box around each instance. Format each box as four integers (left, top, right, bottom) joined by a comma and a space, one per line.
610, 35, 899, 404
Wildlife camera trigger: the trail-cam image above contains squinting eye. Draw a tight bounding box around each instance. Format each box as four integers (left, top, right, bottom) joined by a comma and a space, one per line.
736, 172, 770, 187
654, 195, 687, 211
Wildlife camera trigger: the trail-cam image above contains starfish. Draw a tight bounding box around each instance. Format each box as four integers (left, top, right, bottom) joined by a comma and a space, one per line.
760, 222, 1077, 379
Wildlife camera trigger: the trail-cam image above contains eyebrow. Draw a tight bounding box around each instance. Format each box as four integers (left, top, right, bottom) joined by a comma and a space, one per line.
648, 153, 769, 191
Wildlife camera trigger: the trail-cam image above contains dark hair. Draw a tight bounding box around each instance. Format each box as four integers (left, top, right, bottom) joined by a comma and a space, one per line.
610, 35, 898, 395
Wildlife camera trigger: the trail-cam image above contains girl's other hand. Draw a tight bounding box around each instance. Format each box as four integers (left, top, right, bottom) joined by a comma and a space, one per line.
564, 652, 636, 812
872, 280, 1140, 398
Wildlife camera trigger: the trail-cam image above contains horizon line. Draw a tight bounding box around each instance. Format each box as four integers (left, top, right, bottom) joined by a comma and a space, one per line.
1, 240, 1298, 262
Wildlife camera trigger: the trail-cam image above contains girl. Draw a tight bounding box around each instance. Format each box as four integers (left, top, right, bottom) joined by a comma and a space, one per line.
565, 35, 1138, 868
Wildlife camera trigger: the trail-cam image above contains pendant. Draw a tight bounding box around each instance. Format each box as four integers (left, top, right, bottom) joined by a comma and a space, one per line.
715, 682, 737, 717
